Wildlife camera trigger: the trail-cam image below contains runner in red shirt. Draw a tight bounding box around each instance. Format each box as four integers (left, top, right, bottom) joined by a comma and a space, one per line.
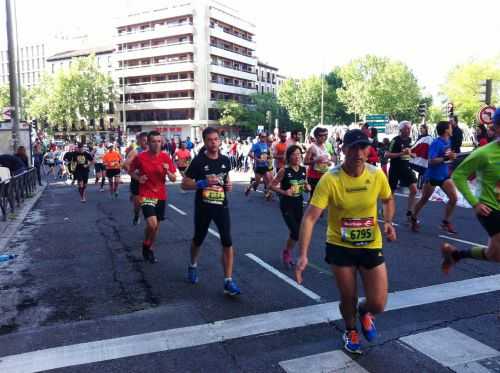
129, 131, 177, 263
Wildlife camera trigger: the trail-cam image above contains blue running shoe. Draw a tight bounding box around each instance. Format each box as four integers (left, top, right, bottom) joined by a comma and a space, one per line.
224, 279, 241, 296
187, 266, 198, 284
360, 312, 377, 342
342, 330, 362, 354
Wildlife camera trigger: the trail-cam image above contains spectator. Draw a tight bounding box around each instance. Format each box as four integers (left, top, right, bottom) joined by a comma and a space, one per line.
33, 140, 44, 186
475, 125, 489, 147
15, 146, 29, 168
0, 153, 27, 176
361, 123, 379, 166
449, 115, 463, 153
379, 138, 390, 175
185, 136, 194, 151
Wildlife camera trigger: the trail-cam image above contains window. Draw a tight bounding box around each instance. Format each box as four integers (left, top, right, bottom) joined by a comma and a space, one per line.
179, 72, 188, 79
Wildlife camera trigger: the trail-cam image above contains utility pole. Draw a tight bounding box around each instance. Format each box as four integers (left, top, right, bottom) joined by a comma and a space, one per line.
6, 0, 21, 153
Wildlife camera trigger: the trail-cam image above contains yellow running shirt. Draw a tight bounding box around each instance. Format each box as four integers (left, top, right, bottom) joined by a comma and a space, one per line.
310, 164, 392, 249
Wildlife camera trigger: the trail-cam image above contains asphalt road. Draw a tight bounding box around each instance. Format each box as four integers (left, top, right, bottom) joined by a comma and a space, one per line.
0, 174, 498, 373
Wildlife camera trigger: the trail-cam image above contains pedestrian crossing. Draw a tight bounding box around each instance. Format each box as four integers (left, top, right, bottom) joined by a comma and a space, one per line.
279, 327, 500, 373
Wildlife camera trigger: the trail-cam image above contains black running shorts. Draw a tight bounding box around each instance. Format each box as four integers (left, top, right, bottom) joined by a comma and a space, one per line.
325, 243, 384, 270
141, 198, 165, 221
477, 209, 500, 237
255, 166, 270, 175
193, 205, 232, 247
75, 170, 89, 184
95, 163, 105, 173
106, 169, 120, 178
130, 179, 139, 196
388, 165, 417, 190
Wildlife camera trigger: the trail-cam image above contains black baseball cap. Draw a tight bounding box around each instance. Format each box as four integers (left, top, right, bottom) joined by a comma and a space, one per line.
343, 129, 371, 147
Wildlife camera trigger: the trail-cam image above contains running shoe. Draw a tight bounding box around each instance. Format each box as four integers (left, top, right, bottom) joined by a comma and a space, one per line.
441, 242, 459, 274
187, 266, 199, 284
405, 211, 412, 225
114, 192, 119, 198
244, 185, 251, 197
142, 247, 149, 261
99, 188, 104, 192
148, 250, 158, 264
359, 312, 377, 342
342, 330, 362, 354
265, 191, 273, 201
133, 214, 140, 225
282, 249, 294, 268
440, 221, 457, 235
224, 279, 241, 296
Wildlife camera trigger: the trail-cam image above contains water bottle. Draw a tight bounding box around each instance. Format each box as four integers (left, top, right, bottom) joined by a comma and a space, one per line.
0, 254, 17, 262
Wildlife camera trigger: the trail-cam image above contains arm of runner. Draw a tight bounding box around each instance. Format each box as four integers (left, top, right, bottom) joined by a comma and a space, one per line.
224, 173, 233, 192
381, 196, 396, 241
270, 168, 291, 196
295, 205, 323, 284
165, 157, 176, 182
181, 157, 198, 190
451, 150, 491, 216
385, 139, 404, 159
122, 149, 137, 171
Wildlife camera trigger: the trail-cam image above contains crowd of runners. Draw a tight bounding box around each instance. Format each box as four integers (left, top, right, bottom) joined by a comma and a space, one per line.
28, 109, 500, 355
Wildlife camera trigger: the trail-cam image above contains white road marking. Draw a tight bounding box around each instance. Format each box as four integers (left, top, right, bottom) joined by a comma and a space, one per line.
438, 235, 487, 248
377, 219, 400, 227
245, 253, 322, 303
401, 327, 499, 372
168, 204, 187, 216
279, 350, 369, 373
208, 228, 220, 239
2, 274, 500, 373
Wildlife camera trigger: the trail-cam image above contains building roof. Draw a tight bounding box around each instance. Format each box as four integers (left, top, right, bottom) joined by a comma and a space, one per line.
46, 45, 115, 62
257, 60, 278, 71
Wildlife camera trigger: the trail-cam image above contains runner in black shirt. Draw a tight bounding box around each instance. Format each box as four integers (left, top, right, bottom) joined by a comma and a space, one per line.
385, 121, 417, 222
181, 127, 240, 296
70, 143, 93, 202
271, 145, 310, 268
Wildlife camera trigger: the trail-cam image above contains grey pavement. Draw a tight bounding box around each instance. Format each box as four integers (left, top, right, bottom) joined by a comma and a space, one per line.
0, 175, 498, 373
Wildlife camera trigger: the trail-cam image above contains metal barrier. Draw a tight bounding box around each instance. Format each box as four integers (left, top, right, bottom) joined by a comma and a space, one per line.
0, 168, 37, 221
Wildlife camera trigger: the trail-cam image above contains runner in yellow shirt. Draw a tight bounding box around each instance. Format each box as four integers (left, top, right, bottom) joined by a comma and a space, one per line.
295, 129, 396, 355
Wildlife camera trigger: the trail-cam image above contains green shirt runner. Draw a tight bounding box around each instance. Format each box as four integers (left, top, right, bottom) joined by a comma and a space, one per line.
452, 140, 500, 211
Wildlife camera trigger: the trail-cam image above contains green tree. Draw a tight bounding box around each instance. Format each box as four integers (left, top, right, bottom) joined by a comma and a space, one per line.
337, 55, 423, 121
441, 57, 500, 125
26, 54, 115, 132
0, 84, 32, 121
428, 105, 445, 124
216, 100, 247, 126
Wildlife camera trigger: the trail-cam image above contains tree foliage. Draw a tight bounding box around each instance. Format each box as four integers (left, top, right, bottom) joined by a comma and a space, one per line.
337, 55, 422, 121
0, 84, 32, 121
216, 100, 246, 126
27, 54, 115, 131
441, 57, 500, 125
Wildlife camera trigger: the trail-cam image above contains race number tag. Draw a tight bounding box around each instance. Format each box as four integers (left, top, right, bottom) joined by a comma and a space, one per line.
341, 217, 375, 246
290, 180, 305, 197
202, 186, 225, 205
260, 153, 268, 161
141, 197, 159, 207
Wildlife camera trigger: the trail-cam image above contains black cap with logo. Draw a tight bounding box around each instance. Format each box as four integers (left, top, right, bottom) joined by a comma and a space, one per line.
342, 129, 371, 147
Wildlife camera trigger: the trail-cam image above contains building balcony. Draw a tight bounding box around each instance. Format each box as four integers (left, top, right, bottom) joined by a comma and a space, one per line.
124, 79, 195, 94
117, 98, 195, 111
210, 63, 255, 81
209, 46, 255, 66
126, 119, 196, 127
210, 82, 255, 96
209, 26, 255, 51
209, 7, 256, 35
116, 23, 194, 45
114, 61, 195, 78
114, 42, 194, 62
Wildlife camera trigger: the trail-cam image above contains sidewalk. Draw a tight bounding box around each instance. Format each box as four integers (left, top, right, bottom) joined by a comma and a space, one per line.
0, 183, 46, 252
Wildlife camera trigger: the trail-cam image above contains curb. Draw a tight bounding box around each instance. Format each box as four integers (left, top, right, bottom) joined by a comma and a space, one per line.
0, 184, 47, 252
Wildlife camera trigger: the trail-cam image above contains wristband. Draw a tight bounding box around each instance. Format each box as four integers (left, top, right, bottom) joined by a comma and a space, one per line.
196, 180, 208, 189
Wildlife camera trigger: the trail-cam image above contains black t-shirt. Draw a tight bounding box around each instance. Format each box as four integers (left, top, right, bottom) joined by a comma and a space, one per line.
70, 151, 93, 173
280, 165, 307, 202
389, 135, 412, 168
0, 154, 26, 176
185, 151, 231, 207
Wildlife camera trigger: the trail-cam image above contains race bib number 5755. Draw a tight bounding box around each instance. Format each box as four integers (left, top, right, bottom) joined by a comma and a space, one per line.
341, 217, 375, 246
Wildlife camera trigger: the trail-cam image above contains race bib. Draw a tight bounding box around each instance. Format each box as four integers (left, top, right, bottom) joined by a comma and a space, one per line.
314, 162, 329, 173
109, 161, 119, 168
260, 153, 268, 161
202, 186, 225, 205
141, 197, 159, 207
289, 180, 305, 197
77, 155, 86, 165
341, 217, 375, 246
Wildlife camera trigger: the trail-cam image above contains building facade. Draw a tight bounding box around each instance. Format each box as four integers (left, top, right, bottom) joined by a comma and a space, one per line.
46, 46, 115, 76
0, 44, 46, 88
114, 0, 257, 140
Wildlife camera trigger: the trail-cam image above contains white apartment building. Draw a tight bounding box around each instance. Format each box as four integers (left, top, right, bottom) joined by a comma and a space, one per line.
46, 46, 115, 76
256, 60, 278, 96
114, 0, 257, 139
0, 44, 46, 88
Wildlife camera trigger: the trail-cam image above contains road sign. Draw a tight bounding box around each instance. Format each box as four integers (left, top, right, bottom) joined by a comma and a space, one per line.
2, 106, 13, 121
365, 114, 389, 133
477, 105, 496, 125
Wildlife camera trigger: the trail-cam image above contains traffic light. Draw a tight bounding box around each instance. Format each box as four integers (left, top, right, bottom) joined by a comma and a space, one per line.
418, 103, 427, 118
447, 102, 454, 117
